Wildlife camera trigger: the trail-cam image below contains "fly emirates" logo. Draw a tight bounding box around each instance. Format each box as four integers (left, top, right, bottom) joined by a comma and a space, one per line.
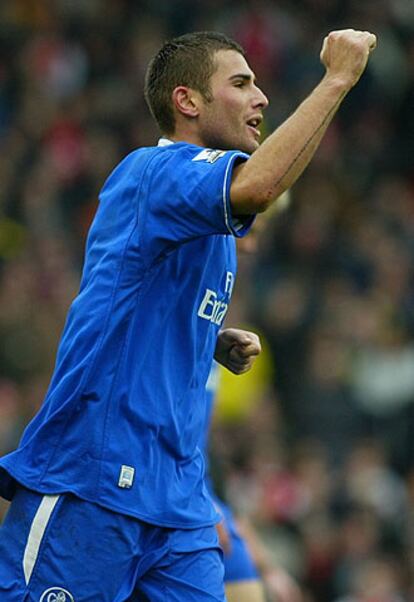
197, 271, 234, 326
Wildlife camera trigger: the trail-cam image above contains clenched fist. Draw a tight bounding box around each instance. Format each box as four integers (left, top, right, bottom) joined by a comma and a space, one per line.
214, 328, 261, 375
321, 29, 377, 89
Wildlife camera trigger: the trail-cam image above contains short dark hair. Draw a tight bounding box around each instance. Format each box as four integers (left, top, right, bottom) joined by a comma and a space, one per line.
144, 32, 244, 135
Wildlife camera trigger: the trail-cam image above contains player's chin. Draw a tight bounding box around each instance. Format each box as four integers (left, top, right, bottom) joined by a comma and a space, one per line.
239, 137, 259, 155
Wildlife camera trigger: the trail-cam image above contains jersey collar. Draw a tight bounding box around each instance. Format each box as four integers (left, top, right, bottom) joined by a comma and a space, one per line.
157, 138, 174, 147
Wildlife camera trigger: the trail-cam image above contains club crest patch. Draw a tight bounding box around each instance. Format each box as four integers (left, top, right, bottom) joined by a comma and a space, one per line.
40, 587, 75, 602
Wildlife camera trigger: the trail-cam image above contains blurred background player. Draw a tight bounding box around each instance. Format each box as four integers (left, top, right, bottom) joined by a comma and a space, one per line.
203, 359, 266, 601
204, 362, 303, 602
202, 195, 303, 602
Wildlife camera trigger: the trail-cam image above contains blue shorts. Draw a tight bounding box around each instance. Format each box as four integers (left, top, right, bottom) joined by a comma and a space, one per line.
0, 486, 225, 601
214, 497, 259, 583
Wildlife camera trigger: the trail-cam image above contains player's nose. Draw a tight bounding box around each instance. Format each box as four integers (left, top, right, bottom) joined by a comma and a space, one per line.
253, 85, 269, 109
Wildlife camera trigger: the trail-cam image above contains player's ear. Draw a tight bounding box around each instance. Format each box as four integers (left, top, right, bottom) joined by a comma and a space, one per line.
172, 86, 201, 119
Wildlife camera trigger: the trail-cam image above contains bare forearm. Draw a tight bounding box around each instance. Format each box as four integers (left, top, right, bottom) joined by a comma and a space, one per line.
230, 29, 377, 214
231, 74, 348, 213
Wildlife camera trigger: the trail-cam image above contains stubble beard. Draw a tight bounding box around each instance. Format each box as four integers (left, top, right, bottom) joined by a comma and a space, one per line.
199, 123, 256, 154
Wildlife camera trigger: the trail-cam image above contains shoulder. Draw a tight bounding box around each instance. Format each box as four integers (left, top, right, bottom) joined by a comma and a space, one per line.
154, 141, 248, 166
124, 141, 248, 170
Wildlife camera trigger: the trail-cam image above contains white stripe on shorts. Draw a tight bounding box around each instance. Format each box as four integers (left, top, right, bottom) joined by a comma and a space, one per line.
23, 494, 60, 584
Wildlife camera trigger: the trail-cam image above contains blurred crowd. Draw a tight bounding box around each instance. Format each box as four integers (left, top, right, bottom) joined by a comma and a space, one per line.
1, 0, 414, 600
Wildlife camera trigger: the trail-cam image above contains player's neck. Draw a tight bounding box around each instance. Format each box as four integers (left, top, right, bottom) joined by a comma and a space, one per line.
168, 123, 207, 148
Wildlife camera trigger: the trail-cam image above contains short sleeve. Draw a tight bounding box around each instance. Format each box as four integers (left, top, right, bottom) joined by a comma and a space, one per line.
140, 144, 254, 257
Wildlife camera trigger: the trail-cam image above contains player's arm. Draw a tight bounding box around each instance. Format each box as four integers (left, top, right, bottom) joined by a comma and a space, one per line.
230, 29, 377, 214
214, 328, 261, 375
215, 518, 232, 554
236, 517, 303, 602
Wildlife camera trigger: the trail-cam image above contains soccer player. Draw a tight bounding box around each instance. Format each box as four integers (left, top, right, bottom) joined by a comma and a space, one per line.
0, 29, 376, 601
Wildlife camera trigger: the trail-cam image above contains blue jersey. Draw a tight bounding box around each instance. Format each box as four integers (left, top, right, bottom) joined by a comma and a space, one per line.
0, 140, 252, 528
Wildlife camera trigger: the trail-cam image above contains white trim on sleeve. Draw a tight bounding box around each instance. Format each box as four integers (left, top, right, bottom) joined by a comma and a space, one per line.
222, 156, 234, 234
